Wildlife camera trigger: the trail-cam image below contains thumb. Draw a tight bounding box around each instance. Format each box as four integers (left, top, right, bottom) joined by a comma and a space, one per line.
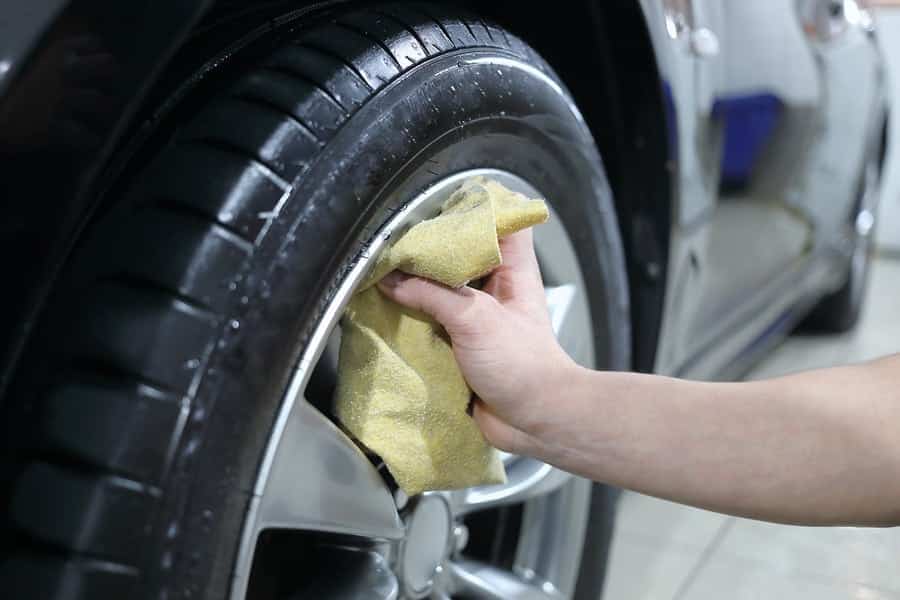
377, 271, 492, 335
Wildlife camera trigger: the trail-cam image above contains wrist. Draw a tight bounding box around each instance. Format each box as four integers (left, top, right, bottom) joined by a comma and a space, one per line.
521, 356, 593, 458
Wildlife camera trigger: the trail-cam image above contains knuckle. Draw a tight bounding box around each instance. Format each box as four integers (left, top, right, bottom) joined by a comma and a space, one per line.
452, 290, 496, 333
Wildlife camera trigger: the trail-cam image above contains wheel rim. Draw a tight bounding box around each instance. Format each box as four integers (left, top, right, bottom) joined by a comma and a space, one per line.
230, 169, 597, 600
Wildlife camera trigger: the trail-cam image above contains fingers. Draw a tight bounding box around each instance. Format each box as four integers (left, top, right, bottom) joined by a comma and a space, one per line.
378, 271, 496, 335
497, 228, 540, 275
472, 400, 533, 454
485, 228, 546, 309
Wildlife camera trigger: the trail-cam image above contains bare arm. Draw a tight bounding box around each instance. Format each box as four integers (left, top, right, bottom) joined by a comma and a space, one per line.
379, 230, 900, 526
525, 356, 900, 526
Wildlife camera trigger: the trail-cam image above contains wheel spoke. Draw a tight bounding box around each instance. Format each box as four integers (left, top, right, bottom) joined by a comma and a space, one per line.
252, 398, 403, 539
454, 457, 572, 516
545, 284, 576, 335
447, 559, 564, 600
544, 284, 591, 366
512, 477, 593, 595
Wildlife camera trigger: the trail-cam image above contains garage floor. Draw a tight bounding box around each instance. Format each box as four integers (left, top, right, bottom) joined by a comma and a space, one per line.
602, 256, 900, 600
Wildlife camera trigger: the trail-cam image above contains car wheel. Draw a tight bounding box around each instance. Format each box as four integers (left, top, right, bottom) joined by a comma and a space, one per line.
1, 5, 630, 599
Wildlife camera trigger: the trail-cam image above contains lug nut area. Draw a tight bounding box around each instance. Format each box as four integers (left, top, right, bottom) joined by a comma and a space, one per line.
453, 524, 469, 553
398, 494, 453, 598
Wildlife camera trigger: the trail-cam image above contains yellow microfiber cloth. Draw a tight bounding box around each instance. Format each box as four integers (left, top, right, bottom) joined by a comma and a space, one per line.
334, 177, 549, 495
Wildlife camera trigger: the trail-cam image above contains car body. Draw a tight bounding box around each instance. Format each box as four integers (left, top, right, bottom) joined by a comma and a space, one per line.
0, 1, 887, 598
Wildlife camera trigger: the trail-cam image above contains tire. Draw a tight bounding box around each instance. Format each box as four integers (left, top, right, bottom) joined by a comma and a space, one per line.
803, 240, 872, 333
803, 172, 877, 334
1, 4, 630, 599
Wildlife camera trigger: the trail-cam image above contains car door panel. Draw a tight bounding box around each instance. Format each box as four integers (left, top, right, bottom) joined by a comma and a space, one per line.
686, 0, 820, 350
647, 0, 885, 378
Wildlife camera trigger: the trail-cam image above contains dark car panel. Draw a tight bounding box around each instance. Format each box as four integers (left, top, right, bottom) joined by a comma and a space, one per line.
0, 0, 212, 396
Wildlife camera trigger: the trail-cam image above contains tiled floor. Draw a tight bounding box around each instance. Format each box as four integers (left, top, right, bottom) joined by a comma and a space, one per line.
602, 256, 900, 599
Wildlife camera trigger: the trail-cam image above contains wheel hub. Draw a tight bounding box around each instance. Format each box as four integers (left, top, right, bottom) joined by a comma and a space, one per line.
400, 494, 452, 598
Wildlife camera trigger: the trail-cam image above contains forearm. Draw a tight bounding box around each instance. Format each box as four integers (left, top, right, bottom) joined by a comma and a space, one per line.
533, 354, 900, 526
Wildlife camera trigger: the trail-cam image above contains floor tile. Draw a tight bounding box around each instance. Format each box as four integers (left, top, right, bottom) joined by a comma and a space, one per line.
614, 492, 729, 551
601, 534, 699, 600
679, 556, 899, 600
709, 517, 900, 593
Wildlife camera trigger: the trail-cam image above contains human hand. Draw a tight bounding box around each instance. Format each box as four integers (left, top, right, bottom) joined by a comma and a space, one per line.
377, 228, 578, 456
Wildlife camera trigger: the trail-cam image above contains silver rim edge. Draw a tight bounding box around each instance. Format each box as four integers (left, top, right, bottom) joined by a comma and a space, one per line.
230, 169, 597, 600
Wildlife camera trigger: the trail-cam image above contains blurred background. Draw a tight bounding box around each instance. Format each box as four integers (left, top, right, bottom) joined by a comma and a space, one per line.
603, 5, 900, 598
878, 7, 900, 254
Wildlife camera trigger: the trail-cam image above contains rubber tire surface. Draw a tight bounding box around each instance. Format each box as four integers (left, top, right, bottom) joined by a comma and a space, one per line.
803, 229, 872, 333
803, 183, 875, 334
803, 249, 871, 333
1, 4, 631, 599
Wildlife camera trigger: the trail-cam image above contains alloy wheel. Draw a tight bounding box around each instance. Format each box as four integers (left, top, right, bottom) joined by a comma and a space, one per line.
231, 170, 596, 600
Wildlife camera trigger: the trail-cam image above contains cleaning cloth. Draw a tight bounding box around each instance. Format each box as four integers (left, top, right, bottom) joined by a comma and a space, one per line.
334, 177, 549, 495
